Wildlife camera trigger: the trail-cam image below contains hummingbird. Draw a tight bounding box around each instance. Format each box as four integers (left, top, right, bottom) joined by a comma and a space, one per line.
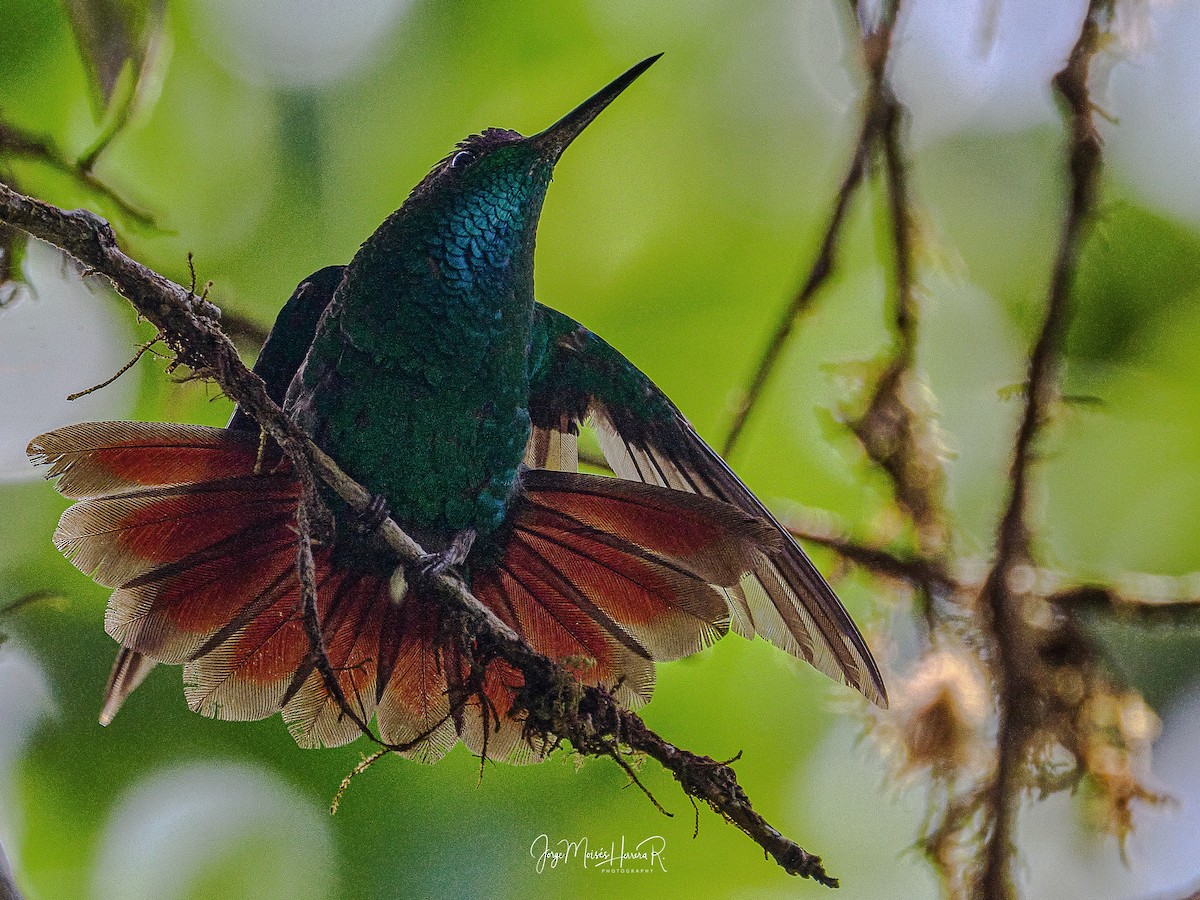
29, 55, 886, 763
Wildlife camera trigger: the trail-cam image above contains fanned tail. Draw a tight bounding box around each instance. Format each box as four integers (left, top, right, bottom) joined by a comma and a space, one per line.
372, 469, 772, 764
31, 422, 770, 762
450, 469, 771, 762
31, 422, 419, 751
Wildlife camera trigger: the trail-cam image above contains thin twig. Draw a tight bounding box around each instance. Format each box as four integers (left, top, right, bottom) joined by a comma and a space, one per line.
1050, 585, 1200, 629
975, 4, 1106, 897
849, 83, 949, 557
721, 1, 902, 458
786, 521, 956, 596
0, 181, 836, 886
606, 747, 673, 817
0, 121, 153, 228
880, 101, 917, 369
66, 335, 160, 400
292, 494, 375, 739
0, 592, 64, 619
330, 749, 389, 814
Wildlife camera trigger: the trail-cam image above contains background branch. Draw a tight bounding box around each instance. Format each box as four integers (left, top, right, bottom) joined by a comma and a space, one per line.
713, 2, 1164, 894
849, 82, 949, 558
721, 2, 903, 458
783, 515, 956, 596
975, 3, 1107, 896
721, 0, 952, 606
1051, 585, 1200, 630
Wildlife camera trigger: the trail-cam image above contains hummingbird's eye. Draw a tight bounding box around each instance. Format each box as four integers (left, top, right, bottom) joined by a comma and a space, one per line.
448, 150, 474, 170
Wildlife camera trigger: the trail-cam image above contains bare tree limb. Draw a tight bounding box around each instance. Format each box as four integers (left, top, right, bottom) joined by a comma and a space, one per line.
787, 522, 955, 597
720, 121, 870, 458
975, 4, 1107, 897
0, 180, 837, 887
1051, 585, 1200, 629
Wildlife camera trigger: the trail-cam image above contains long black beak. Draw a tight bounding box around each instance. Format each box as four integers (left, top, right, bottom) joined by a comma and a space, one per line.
528, 54, 662, 161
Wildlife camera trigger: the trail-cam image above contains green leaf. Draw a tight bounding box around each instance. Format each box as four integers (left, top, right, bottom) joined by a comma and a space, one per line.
1070, 201, 1200, 365
62, 0, 165, 115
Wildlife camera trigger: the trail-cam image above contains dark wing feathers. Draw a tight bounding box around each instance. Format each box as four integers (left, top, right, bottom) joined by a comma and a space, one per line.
228, 265, 345, 432
527, 303, 888, 707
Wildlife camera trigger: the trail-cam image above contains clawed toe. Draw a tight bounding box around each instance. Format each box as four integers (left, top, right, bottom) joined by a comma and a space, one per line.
412, 528, 477, 585
354, 494, 391, 535
415, 551, 455, 582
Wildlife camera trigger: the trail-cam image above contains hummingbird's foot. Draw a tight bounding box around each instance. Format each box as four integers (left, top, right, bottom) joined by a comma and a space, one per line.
353, 493, 392, 536
415, 528, 477, 583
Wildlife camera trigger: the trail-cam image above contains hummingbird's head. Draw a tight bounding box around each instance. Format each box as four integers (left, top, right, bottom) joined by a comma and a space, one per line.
398, 54, 663, 273
334, 55, 662, 369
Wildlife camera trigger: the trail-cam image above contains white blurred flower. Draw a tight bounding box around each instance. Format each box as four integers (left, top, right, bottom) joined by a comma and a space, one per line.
92, 762, 337, 900
1111, 0, 1178, 58
877, 648, 993, 779
0, 241, 137, 483
1104, 0, 1200, 223
1017, 678, 1200, 898
0, 644, 55, 875
190, 0, 413, 87
888, 0, 1090, 146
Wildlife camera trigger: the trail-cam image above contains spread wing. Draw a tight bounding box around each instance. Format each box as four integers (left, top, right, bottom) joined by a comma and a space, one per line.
526, 303, 887, 706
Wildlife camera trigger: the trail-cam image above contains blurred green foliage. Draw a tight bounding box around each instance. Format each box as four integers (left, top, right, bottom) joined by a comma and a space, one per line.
2, 1, 1199, 898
